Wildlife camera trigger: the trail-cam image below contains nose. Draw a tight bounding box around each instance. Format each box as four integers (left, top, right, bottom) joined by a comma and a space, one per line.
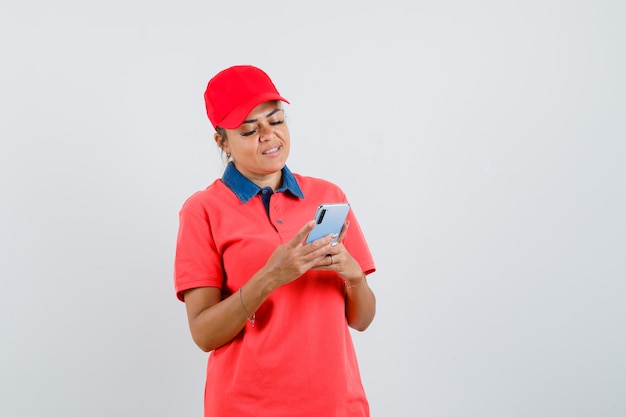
258, 123, 275, 141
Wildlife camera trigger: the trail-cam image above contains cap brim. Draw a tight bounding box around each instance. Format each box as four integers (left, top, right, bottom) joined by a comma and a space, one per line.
218, 92, 290, 129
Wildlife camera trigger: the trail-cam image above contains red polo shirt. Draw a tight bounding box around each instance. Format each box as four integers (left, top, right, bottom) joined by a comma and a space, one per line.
175, 164, 376, 417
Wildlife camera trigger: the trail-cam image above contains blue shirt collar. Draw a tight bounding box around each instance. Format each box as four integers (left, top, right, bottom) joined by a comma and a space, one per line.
222, 162, 305, 204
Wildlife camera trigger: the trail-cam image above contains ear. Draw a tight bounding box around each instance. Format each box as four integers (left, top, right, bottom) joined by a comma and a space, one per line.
214, 132, 230, 154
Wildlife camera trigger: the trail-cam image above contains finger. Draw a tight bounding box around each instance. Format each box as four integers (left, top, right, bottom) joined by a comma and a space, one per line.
289, 220, 316, 247
336, 220, 350, 243
312, 252, 338, 270
304, 235, 335, 259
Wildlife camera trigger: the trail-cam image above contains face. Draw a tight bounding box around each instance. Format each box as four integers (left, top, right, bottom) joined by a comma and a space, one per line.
216, 101, 290, 188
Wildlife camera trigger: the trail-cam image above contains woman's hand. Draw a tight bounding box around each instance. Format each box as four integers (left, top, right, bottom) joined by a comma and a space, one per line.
311, 220, 363, 283
259, 220, 337, 290
311, 220, 377, 331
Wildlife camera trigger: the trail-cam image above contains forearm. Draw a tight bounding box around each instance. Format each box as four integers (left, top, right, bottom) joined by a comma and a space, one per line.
187, 271, 278, 352
344, 275, 376, 331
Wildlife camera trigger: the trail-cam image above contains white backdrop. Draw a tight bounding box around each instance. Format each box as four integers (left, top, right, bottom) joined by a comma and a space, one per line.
1, 1, 625, 416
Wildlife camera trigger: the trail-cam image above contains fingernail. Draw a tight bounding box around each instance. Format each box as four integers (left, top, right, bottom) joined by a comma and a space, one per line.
330, 241, 338, 247
331, 233, 339, 239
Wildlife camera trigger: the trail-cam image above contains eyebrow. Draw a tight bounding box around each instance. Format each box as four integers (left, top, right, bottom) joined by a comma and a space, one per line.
241, 108, 283, 125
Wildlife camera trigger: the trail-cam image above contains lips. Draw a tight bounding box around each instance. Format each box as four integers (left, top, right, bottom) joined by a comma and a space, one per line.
262, 146, 280, 155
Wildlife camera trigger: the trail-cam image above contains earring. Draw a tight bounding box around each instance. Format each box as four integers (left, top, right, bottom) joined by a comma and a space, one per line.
226, 153, 231, 158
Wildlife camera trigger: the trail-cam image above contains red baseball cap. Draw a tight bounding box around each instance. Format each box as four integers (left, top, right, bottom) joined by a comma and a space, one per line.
204, 65, 290, 129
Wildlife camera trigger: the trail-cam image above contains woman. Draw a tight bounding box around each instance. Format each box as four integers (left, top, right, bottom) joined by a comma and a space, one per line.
174, 65, 377, 416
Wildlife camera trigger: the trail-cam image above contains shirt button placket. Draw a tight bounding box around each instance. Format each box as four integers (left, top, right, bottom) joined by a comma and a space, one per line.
271, 195, 287, 241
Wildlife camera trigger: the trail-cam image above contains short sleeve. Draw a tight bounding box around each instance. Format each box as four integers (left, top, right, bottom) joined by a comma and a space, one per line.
174, 194, 225, 301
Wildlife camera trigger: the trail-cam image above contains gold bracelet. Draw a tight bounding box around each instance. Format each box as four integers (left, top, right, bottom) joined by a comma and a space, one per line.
239, 287, 255, 328
345, 274, 365, 288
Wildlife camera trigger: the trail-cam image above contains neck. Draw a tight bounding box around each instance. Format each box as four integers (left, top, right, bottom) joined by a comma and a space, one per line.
245, 169, 283, 191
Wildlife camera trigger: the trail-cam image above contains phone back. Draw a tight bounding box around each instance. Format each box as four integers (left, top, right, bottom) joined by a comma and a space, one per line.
305, 203, 351, 244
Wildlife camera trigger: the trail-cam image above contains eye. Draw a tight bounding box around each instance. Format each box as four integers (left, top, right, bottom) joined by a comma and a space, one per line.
268, 111, 285, 126
240, 128, 257, 137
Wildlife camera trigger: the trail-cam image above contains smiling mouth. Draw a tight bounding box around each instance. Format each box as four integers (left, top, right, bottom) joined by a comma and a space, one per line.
263, 146, 280, 155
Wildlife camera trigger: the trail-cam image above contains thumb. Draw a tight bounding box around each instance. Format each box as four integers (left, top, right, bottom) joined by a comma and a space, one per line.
290, 220, 316, 247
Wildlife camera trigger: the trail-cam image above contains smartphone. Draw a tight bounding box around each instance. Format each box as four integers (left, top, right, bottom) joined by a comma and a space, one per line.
305, 202, 351, 244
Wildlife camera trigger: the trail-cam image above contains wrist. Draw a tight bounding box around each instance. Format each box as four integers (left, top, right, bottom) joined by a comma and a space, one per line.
251, 269, 280, 297
345, 273, 365, 289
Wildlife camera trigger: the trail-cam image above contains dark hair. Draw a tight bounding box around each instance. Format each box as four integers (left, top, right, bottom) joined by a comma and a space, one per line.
215, 126, 227, 143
